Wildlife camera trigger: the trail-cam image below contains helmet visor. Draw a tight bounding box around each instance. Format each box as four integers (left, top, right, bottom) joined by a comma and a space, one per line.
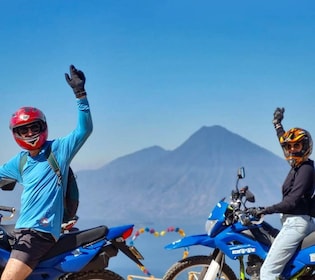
13, 121, 42, 137
283, 142, 303, 153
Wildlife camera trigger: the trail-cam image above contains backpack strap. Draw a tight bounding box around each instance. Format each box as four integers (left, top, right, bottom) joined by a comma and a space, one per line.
45, 145, 62, 185
19, 153, 27, 175
19, 145, 63, 185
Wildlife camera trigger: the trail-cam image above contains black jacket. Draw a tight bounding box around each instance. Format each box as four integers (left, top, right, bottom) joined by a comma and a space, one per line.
265, 159, 314, 215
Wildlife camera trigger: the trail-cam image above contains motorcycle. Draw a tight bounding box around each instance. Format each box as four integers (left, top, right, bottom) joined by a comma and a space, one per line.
0, 178, 145, 280
163, 167, 315, 280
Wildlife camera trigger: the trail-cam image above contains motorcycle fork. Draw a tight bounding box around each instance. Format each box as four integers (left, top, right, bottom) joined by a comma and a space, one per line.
198, 248, 224, 280
238, 256, 246, 280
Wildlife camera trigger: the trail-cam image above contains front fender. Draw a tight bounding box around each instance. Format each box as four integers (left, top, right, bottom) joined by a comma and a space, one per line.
165, 234, 215, 250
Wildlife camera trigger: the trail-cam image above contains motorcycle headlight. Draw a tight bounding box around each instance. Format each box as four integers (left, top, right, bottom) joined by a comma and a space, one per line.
205, 219, 218, 235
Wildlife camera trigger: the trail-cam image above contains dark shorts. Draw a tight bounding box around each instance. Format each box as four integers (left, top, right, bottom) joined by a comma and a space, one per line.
10, 229, 56, 269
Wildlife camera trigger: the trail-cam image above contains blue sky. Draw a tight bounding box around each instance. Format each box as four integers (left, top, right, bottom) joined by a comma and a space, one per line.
1, 1, 314, 170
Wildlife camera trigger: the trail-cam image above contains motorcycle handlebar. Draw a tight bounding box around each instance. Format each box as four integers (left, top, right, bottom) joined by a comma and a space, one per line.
0, 206, 16, 221
245, 207, 265, 224
251, 214, 264, 225
0, 206, 15, 213
235, 207, 264, 225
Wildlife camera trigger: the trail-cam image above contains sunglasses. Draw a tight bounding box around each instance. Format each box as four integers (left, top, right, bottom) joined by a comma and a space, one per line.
16, 122, 41, 135
285, 143, 302, 150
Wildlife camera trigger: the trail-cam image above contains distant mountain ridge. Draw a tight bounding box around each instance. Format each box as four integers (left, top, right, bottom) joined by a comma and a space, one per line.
76, 125, 289, 227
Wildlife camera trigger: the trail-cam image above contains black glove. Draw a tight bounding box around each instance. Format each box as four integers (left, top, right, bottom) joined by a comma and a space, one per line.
272, 107, 285, 126
250, 207, 265, 218
65, 65, 86, 98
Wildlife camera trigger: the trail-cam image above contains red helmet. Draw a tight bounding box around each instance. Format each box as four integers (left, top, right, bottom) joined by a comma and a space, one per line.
10, 107, 48, 150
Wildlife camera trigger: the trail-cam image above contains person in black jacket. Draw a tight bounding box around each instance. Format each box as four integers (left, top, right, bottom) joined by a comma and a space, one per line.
258, 108, 315, 279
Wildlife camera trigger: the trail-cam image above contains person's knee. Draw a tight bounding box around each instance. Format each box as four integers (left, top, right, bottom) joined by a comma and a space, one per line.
1, 258, 32, 280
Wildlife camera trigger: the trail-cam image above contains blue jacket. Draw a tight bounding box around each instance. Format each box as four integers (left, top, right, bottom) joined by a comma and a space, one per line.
0, 97, 93, 239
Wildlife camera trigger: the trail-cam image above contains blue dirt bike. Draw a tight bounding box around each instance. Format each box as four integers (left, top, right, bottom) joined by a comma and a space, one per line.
0, 179, 145, 280
163, 167, 315, 280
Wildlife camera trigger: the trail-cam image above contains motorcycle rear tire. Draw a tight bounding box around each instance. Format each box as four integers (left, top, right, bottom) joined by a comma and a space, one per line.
60, 269, 124, 280
163, 255, 237, 280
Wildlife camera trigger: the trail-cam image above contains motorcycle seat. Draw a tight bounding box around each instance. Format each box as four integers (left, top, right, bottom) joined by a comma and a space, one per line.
42, 225, 108, 260
300, 231, 315, 250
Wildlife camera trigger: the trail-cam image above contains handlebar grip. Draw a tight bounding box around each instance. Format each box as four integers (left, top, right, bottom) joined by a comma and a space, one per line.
0, 206, 15, 213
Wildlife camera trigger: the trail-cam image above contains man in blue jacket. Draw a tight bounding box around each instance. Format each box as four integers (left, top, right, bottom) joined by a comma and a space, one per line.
0, 65, 93, 280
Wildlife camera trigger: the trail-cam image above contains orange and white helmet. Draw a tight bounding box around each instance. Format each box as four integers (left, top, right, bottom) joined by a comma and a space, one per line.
280, 127, 312, 168
9, 107, 48, 150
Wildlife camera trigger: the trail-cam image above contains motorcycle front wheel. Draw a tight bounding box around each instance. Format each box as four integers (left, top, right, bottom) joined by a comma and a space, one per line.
60, 269, 124, 280
163, 255, 237, 280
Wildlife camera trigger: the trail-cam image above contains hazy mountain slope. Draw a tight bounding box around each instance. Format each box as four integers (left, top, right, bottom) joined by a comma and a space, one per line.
76, 125, 289, 227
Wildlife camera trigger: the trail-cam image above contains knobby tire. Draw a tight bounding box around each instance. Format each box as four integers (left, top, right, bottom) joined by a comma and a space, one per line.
60, 269, 124, 280
162, 255, 237, 280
